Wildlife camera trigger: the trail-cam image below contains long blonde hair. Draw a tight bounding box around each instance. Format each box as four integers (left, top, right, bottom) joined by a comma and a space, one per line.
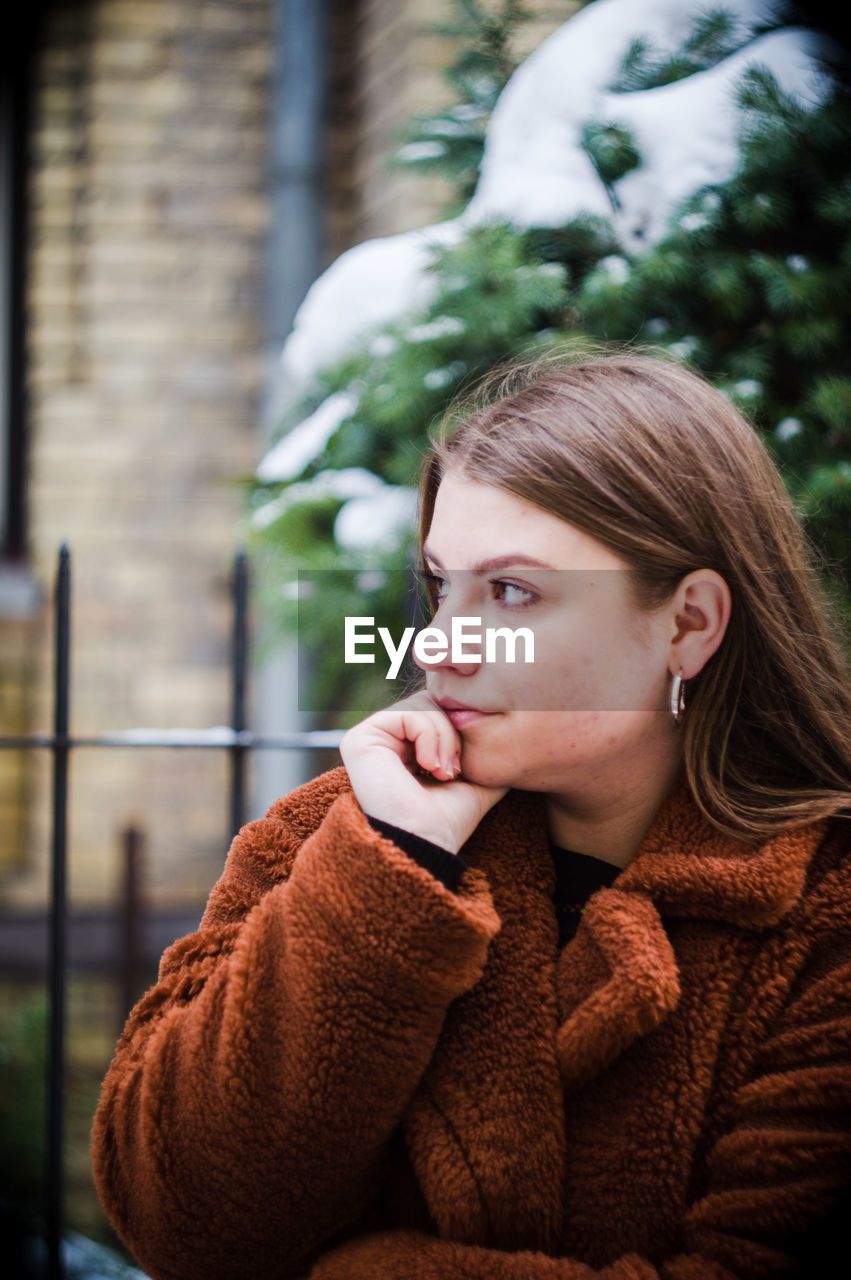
418, 348, 851, 840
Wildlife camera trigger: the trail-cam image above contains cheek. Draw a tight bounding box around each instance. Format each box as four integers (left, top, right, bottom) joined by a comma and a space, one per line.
537, 634, 657, 713
500, 653, 604, 714
454, 715, 527, 785
457, 712, 578, 785
504, 616, 610, 712
459, 709, 652, 787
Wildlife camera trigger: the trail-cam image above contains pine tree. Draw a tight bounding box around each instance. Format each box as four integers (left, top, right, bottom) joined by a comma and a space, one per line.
570, 70, 851, 606
249, 4, 851, 719
390, 0, 534, 215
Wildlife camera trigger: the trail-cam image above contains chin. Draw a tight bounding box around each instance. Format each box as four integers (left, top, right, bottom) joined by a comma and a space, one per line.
457, 746, 516, 790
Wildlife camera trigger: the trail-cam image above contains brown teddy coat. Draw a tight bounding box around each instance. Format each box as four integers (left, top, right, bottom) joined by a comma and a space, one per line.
91, 765, 851, 1280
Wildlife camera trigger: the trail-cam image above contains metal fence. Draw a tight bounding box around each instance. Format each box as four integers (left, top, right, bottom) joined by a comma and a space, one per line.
0, 544, 342, 1279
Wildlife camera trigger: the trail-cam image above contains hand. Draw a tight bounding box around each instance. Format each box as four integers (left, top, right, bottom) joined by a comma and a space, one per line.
339, 691, 508, 854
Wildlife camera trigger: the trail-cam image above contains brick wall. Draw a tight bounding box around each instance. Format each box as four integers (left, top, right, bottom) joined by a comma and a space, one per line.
6, 0, 274, 908
2, 0, 578, 908
0, 608, 38, 876
346, 0, 576, 244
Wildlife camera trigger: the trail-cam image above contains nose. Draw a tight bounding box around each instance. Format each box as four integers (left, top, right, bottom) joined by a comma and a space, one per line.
413, 599, 482, 678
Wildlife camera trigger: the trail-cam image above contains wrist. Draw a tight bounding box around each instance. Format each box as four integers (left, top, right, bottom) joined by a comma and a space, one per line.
365, 815, 468, 891
362, 808, 462, 855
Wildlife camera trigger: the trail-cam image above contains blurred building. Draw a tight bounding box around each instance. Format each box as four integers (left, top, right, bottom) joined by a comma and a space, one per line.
0, 0, 568, 913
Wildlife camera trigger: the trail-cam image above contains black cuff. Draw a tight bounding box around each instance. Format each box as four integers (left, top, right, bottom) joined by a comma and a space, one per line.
365, 815, 467, 892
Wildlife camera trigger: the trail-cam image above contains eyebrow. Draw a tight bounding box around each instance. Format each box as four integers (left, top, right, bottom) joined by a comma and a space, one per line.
422, 544, 556, 574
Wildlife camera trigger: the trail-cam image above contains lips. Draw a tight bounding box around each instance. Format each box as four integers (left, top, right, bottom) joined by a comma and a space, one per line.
433, 696, 498, 729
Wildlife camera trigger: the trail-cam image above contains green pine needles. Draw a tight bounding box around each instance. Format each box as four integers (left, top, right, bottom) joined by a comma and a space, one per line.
249, 4, 851, 719
391, 0, 534, 213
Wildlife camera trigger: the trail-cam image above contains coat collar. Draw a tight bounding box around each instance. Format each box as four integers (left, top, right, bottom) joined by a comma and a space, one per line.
554, 779, 829, 1092
613, 774, 830, 927
401, 777, 829, 1252
482, 773, 831, 929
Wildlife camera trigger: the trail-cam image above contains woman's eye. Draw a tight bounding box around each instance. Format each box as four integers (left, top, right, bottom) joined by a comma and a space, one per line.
421, 571, 447, 602
491, 579, 537, 607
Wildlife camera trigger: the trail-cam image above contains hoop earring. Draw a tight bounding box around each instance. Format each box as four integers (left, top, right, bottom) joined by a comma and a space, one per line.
670, 672, 686, 725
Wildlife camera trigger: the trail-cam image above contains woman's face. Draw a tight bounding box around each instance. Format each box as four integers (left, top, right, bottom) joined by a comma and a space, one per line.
417, 471, 683, 793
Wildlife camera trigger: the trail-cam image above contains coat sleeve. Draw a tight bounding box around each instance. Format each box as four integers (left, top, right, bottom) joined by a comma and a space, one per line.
90, 769, 502, 1280
305, 856, 851, 1280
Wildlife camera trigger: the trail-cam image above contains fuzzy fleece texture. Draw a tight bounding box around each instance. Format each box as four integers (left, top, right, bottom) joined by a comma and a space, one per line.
91, 766, 851, 1280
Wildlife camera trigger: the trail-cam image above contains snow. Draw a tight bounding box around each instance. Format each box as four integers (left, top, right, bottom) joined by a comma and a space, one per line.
669, 336, 700, 359
252, 465, 417, 551
597, 255, 631, 284
369, 334, 399, 357
679, 212, 710, 232
280, 221, 465, 385
251, 467, 384, 530
465, 0, 795, 237
601, 29, 840, 251
423, 364, 465, 390
775, 416, 803, 441
448, 104, 486, 122
468, 7, 837, 251
256, 389, 358, 482
429, 118, 479, 137
396, 141, 446, 161
356, 569, 389, 592
269, 0, 840, 477
334, 485, 417, 550
468, 0, 741, 229
405, 315, 466, 342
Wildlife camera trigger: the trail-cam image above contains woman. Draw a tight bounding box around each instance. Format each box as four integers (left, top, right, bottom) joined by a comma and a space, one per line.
92, 350, 851, 1280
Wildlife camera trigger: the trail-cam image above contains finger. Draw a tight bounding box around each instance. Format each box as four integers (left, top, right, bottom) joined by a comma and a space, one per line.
403, 714, 457, 778
363, 707, 440, 772
409, 709, 464, 777
428, 711, 462, 776
358, 698, 461, 776
402, 714, 442, 774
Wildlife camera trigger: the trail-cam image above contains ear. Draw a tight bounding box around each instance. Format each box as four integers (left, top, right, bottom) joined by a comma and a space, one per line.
668, 569, 731, 679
